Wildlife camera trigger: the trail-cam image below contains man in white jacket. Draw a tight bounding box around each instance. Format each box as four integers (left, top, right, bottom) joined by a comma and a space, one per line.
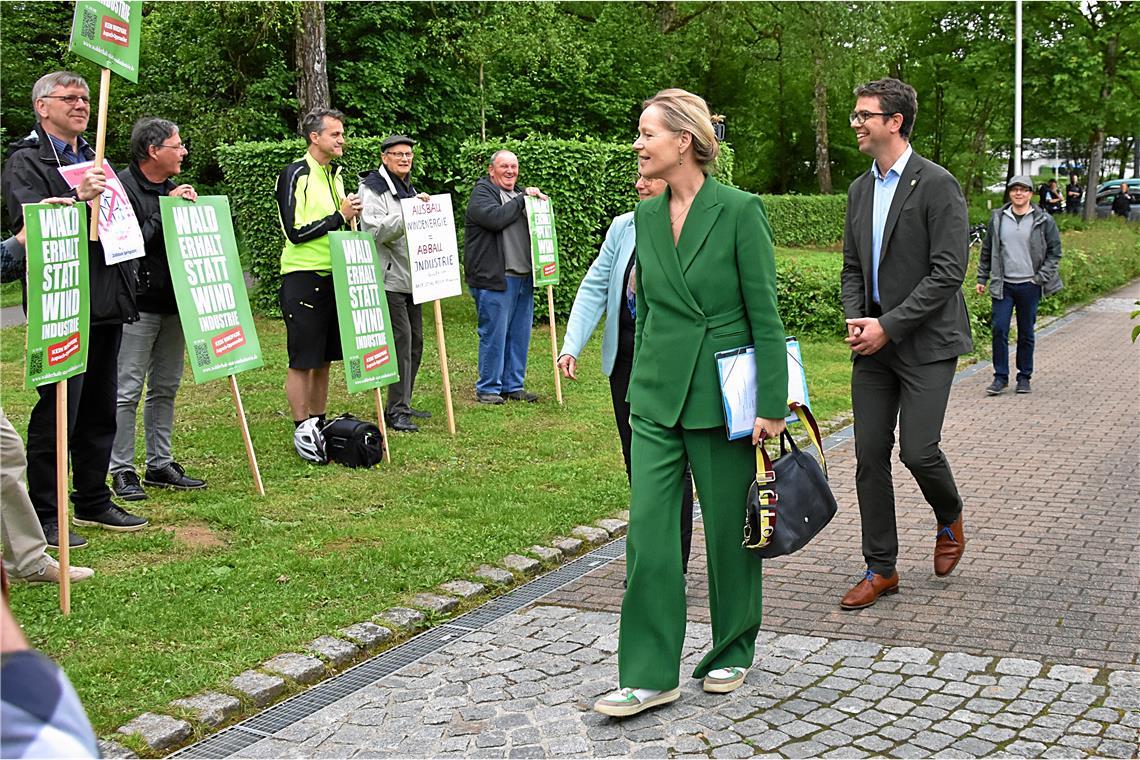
359, 135, 431, 432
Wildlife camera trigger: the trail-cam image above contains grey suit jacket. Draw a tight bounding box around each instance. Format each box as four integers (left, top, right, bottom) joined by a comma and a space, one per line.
840, 151, 973, 365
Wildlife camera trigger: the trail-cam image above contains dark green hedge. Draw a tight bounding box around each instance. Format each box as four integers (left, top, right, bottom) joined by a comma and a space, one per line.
762, 194, 846, 247
217, 137, 391, 314
455, 137, 734, 318
774, 250, 845, 338
216, 133, 737, 318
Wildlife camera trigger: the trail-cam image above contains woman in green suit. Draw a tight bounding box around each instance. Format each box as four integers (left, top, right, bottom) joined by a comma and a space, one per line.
594, 89, 789, 717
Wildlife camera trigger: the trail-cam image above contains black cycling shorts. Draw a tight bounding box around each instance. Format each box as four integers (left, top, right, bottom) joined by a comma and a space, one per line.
279, 270, 342, 369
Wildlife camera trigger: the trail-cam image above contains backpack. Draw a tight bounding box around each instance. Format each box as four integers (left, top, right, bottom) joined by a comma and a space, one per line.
321, 414, 383, 468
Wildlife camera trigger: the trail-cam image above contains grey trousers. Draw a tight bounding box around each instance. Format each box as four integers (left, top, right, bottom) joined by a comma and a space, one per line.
110, 312, 186, 473
1, 409, 51, 577
384, 290, 423, 417
851, 349, 963, 575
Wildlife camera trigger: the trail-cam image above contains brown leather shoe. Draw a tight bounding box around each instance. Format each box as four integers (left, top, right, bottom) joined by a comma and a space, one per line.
839, 569, 899, 610
934, 516, 965, 577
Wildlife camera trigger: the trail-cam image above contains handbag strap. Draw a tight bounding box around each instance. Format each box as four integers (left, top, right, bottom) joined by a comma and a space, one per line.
789, 401, 827, 476
755, 403, 828, 482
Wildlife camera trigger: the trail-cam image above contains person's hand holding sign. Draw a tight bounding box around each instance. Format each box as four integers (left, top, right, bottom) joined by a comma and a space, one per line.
169, 184, 197, 202
76, 166, 106, 202
416, 192, 431, 202
524, 186, 548, 201
14, 197, 76, 247
340, 192, 363, 222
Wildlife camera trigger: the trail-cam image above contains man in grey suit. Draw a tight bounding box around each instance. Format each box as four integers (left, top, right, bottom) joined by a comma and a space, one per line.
839, 78, 973, 610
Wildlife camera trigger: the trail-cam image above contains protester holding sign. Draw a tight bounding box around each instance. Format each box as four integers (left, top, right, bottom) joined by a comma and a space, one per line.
1, 71, 145, 550
1, 196, 94, 587
109, 118, 207, 502
275, 108, 362, 429
359, 134, 432, 433
463, 151, 546, 405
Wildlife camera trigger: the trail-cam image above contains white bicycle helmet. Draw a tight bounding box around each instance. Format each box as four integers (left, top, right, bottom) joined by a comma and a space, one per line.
293, 417, 328, 464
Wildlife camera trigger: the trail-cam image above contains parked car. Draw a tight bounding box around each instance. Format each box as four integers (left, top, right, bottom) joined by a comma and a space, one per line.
1095, 177, 1140, 195
1095, 180, 1140, 221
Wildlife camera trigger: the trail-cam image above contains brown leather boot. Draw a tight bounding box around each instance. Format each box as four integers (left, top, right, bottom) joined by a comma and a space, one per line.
839, 569, 899, 610
934, 516, 965, 577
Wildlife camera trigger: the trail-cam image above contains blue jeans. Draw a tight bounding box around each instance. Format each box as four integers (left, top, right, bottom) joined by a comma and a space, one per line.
991, 281, 1041, 383
471, 276, 534, 395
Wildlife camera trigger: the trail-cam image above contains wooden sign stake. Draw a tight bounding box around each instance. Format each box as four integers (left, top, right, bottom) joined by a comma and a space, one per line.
228, 375, 264, 495
55, 382, 70, 615
373, 387, 391, 463
433, 300, 456, 435
546, 285, 563, 405
88, 68, 111, 243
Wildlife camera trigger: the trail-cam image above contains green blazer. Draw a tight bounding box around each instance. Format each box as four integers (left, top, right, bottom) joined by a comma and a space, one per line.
630, 176, 788, 429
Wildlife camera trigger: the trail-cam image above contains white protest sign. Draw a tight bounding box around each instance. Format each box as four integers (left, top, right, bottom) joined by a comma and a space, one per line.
401, 194, 462, 305
58, 161, 144, 265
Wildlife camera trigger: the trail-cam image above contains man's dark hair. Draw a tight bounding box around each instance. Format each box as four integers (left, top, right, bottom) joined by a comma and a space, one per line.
854, 78, 918, 139
130, 117, 178, 163
300, 108, 345, 144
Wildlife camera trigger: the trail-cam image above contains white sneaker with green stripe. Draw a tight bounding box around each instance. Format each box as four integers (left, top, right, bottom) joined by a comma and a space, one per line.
593, 686, 681, 717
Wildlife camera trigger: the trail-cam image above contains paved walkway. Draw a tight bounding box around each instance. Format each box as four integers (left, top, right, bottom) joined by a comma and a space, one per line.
184, 283, 1140, 759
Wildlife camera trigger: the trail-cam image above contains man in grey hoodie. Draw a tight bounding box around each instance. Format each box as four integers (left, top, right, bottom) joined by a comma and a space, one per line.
976, 175, 1063, 395
359, 135, 431, 432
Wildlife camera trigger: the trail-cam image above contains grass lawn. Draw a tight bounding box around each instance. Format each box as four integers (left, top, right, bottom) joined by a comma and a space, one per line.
1, 290, 854, 740
2, 280, 22, 308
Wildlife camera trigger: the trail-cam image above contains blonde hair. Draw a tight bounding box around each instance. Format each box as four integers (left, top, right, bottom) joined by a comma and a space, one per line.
642, 88, 719, 173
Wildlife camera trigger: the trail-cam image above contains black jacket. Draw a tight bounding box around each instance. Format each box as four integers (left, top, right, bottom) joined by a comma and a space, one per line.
1112, 191, 1133, 218
462, 176, 527, 291
2, 123, 138, 326
118, 162, 177, 314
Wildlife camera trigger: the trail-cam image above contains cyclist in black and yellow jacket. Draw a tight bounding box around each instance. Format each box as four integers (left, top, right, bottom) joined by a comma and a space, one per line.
273, 108, 362, 429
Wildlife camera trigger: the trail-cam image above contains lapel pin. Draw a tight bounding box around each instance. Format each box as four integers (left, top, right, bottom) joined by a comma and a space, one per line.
910, 179, 918, 187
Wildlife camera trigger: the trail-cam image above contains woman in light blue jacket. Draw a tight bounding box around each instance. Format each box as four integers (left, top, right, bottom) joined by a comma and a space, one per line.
557, 175, 693, 574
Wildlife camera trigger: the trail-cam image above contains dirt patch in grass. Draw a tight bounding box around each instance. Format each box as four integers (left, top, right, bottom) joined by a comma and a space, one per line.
171, 523, 225, 550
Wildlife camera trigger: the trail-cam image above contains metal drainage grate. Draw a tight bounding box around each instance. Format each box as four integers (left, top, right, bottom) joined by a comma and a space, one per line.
169, 536, 628, 758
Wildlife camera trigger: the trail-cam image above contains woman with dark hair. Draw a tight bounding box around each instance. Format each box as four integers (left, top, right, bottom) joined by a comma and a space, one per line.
593, 89, 788, 717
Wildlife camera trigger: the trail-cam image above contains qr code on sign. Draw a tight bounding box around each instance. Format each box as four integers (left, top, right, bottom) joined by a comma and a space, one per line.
28, 350, 43, 377
81, 8, 98, 40
193, 342, 212, 368
349, 359, 362, 380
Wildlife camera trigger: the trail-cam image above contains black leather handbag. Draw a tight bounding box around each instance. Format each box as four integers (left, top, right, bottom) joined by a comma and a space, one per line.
743, 403, 838, 558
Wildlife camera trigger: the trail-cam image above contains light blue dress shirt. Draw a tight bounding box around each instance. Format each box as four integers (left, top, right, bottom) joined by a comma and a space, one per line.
870, 145, 913, 305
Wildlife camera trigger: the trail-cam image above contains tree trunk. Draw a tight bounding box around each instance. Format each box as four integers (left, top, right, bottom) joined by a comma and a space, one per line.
1084, 128, 1105, 221
295, 0, 329, 128
811, 46, 832, 194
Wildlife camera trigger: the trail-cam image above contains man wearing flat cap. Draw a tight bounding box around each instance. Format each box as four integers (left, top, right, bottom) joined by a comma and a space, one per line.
976, 175, 1063, 396
359, 135, 432, 432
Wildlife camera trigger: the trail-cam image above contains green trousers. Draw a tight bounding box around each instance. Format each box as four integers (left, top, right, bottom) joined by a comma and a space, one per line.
618, 413, 763, 690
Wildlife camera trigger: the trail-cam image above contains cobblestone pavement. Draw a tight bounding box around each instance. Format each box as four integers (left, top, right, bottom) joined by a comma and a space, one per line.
550, 281, 1140, 673
227, 606, 1138, 759
208, 284, 1139, 758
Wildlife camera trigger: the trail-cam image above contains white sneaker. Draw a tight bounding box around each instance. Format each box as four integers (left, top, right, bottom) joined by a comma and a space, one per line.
15, 556, 95, 585
702, 666, 748, 693
593, 686, 680, 717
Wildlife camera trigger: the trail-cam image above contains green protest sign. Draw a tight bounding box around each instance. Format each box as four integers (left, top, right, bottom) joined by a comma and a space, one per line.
329, 231, 400, 394
69, 0, 142, 83
160, 196, 263, 383
24, 204, 90, 389
525, 196, 560, 286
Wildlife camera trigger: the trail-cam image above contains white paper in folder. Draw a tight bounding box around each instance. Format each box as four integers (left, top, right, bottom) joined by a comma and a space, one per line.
715, 337, 810, 440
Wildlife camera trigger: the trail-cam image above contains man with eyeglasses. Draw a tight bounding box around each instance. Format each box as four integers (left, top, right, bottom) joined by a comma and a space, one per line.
110, 117, 207, 502
359, 135, 432, 432
1, 71, 146, 550
839, 77, 973, 610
